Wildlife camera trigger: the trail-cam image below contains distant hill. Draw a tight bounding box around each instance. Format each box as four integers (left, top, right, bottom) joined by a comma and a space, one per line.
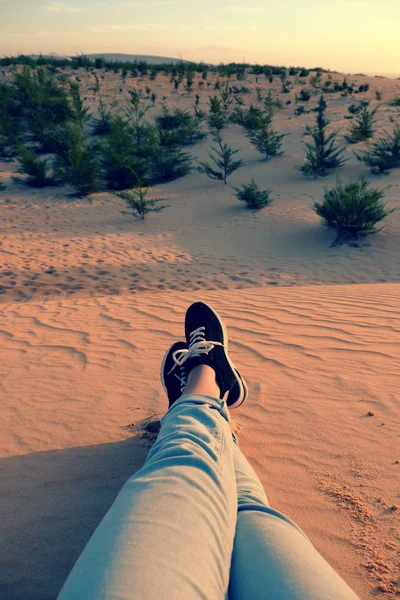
84, 54, 188, 64
28, 53, 72, 60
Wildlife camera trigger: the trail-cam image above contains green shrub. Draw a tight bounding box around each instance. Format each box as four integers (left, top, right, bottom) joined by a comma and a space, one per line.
390, 97, 400, 107
198, 134, 243, 184
220, 84, 233, 112
232, 105, 268, 131
13, 67, 72, 151
346, 104, 377, 143
299, 95, 347, 177
314, 178, 394, 237
100, 117, 148, 190
53, 124, 101, 196
310, 72, 322, 89
150, 145, 192, 183
247, 125, 286, 160
69, 81, 91, 126
155, 108, 205, 146
117, 182, 167, 219
356, 124, 400, 173
298, 89, 312, 102
0, 82, 23, 155
14, 146, 56, 187
348, 102, 363, 115
375, 91, 382, 101
234, 179, 273, 209
294, 106, 305, 116
207, 96, 227, 132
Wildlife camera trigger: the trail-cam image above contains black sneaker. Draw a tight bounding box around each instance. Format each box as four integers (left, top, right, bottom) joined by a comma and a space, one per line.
160, 341, 188, 408
177, 302, 247, 408
162, 340, 248, 408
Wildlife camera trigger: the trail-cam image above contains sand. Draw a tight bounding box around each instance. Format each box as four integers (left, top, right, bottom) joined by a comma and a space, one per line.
0, 66, 399, 599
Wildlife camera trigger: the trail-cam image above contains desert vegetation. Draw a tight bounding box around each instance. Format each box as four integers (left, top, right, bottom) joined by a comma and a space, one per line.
117, 181, 167, 219
313, 178, 394, 240
357, 124, 400, 173
198, 134, 243, 184
299, 95, 347, 177
0, 56, 397, 234
234, 179, 273, 209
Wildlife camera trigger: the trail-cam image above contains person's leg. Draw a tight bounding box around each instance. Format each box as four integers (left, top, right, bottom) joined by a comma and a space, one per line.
229, 442, 360, 600
58, 365, 237, 600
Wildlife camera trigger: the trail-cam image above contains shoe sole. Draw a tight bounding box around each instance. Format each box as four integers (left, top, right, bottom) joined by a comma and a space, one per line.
204, 304, 246, 409
231, 368, 248, 409
160, 342, 186, 401
160, 346, 170, 399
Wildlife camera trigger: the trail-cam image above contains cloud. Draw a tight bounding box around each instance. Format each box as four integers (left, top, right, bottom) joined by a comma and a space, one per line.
89, 24, 169, 33
44, 3, 81, 12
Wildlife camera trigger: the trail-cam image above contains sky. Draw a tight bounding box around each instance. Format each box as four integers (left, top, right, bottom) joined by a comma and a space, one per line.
1, 0, 400, 76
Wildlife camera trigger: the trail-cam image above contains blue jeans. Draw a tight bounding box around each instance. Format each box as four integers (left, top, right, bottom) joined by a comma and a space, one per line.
58, 394, 359, 600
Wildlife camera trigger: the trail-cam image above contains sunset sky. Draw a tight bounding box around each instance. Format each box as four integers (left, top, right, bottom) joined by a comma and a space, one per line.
1, 0, 399, 75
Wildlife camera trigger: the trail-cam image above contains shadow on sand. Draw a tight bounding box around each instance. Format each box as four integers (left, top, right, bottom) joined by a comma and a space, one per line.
0, 437, 149, 600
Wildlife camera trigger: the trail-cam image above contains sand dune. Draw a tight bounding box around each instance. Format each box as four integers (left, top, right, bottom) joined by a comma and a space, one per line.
1, 284, 399, 599
1, 67, 400, 599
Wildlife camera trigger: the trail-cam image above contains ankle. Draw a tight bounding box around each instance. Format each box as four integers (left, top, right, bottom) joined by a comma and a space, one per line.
184, 364, 221, 398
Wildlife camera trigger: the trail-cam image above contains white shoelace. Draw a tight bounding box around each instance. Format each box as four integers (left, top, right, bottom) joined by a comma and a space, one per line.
168, 326, 224, 375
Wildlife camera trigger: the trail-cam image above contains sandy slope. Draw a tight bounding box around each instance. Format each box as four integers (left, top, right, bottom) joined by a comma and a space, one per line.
0, 68, 400, 599
1, 285, 399, 599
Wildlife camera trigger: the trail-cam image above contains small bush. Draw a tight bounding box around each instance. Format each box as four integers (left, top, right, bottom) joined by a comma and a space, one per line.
357, 124, 400, 173
233, 105, 268, 131
150, 145, 192, 183
348, 102, 363, 115
247, 125, 286, 160
53, 124, 101, 196
299, 95, 347, 177
375, 91, 382, 101
298, 89, 312, 102
234, 179, 273, 209
0, 82, 23, 155
314, 178, 394, 237
13, 67, 72, 151
156, 107, 205, 146
346, 104, 377, 143
198, 134, 243, 184
14, 146, 56, 187
117, 182, 167, 219
69, 81, 90, 126
390, 97, 400, 107
100, 117, 148, 190
207, 96, 227, 132
310, 72, 322, 89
